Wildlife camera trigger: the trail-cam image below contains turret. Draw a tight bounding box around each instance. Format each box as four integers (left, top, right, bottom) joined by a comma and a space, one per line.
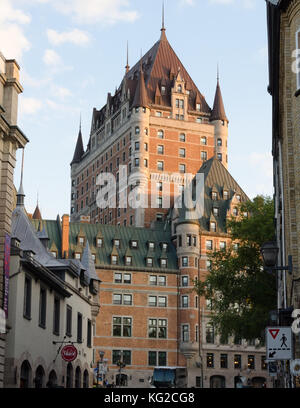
210, 71, 229, 169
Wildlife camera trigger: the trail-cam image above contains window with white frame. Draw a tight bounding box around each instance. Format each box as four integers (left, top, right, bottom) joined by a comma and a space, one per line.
113, 317, 132, 337
148, 319, 167, 339
181, 295, 189, 308
182, 324, 189, 342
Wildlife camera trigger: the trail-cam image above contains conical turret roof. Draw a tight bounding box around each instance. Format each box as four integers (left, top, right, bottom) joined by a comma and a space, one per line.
210, 79, 228, 122
71, 127, 84, 165
32, 204, 42, 220
132, 63, 149, 109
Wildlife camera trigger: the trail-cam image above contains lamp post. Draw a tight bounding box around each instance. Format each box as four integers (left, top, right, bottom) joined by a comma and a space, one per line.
97, 350, 105, 388
260, 241, 293, 388
116, 351, 126, 387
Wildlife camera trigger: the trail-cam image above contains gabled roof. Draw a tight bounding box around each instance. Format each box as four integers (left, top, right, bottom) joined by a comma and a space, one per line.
210, 79, 228, 122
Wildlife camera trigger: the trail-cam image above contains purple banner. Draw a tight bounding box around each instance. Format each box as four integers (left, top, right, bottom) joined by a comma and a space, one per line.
3, 233, 10, 318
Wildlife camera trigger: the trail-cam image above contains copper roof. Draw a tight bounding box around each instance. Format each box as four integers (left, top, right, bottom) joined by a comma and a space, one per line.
132, 64, 149, 109
32, 204, 42, 220
210, 79, 228, 122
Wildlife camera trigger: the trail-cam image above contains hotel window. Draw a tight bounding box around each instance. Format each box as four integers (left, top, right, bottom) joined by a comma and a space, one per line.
148, 319, 167, 339
179, 164, 185, 173
178, 235, 182, 247
213, 207, 219, 216
182, 325, 189, 342
161, 85, 166, 94
157, 197, 163, 208
195, 325, 199, 342
125, 256, 132, 266
113, 317, 132, 337
206, 323, 215, 344
217, 153, 222, 161
200, 136, 207, 145
220, 354, 228, 369
196, 103, 201, 111
201, 151, 207, 161
148, 296, 157, 307
148, 241, 155, 250
53, 296, 60, 336
134, 158, 139, 167
206, 240, 213, 250
123, 274, 131, 284
79, 236, 85, 246
160, 258, 167, 268
157, 181, 163, 192
182, 256, 188, 267
156, 111, 162, 117
233, 207, 238, 216
223, 190, 229, 199
157, 145, 164, 154
179, 148, 186, 158
87, 319, 92, 348
135, 141, 140, 151
112, 350, 131, 366
149, 351, 167, 366
182, 275, 189, 286
181, 295, 189, 308
77, 313, 83, 343
212, 191, 217, 200
135, 126, 140, 135
234, 355, 241, 369
114, 273, 122, 283
66, 305, 72, 337
206, 259, 211, 269
157, 161, 164, 171
161, 242, 168, 250
207, 353, 214, 368
158, 276, 166, 286
158, 296, 167, 307
177, 84, 182, 93
261, 356, 267, 370
210, 222, 216, 232
144, 142, 148, 151
220, 241, 226, 250
248, 355, 255, 370
111, 255, 118, 265
146, 257, 153, 267
196, 117, 202, 123
217, 138, 222, 146
149, 275, 157, 286
113, 294, 122, 305
75, 252, 81, 260
130, 240, 138, 249
39, 287, 47, 329
157, 129, 164, 139
179, 133, 186, 142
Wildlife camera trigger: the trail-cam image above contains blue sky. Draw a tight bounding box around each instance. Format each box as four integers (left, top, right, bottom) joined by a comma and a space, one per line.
0, 0, 273, 219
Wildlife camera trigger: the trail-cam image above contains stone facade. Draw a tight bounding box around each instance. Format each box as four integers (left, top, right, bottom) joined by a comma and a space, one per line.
0, 52, 28, 387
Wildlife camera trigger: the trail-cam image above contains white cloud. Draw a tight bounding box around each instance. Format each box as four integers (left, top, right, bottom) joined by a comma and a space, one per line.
51, 85, 72, 100
0, 0, 31, 60
43, 49, 62, 65
19, 96, 42, 115
51, 0, 139, 25
47, 28, 91, 46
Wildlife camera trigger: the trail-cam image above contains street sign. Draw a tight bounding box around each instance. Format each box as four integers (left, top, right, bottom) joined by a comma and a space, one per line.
266, 327, 293, 360
268, 361, 277, 377
61, 345, 78, 362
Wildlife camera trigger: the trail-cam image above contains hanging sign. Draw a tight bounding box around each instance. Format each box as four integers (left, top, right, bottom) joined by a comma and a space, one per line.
61, 345, 78, 362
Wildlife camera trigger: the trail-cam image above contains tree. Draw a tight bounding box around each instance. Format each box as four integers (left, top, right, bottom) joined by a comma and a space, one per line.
195, 195, 277, 341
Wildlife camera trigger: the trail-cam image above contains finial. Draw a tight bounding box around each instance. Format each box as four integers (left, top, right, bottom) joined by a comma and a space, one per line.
79, 113, 82, 132
217, 63, 220, 83
125, 41, 130, 73
17, 148, 25, 207
162, 1, 165, 31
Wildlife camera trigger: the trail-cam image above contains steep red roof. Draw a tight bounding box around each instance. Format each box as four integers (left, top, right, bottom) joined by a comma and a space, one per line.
32, 204, 42, 220
132, 63, 149, 109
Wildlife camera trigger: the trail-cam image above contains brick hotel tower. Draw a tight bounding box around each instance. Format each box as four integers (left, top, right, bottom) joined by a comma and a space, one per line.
70, 22, 229, 228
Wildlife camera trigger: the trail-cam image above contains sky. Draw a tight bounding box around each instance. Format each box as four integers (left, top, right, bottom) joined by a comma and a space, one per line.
0, 0, 273, 219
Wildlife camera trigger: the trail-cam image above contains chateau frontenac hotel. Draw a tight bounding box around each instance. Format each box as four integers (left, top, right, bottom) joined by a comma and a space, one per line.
18, 23, 270, 388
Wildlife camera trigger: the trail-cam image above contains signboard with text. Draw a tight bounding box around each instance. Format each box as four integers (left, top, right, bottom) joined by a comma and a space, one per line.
3, 233, 11, 319
61, 345, 78, 362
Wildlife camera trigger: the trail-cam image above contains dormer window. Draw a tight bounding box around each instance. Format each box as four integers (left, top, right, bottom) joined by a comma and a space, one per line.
161, 242, 168, 251
212, 192, 217, 200
210, 222, 216, 232
75, 253, 81, 260
111, 255, 118, 265
97, 238, 103, 248
114, 239, 120, 248
51, 251, 57, 258
233, 207, 238, 216
213, 207, 219, 217
223, 190, 229, 200
148, 242, 155, 250
130, 240, 138, 249
160, 258, 167, 268
161, 86, 166, 94
236, 194, 241, 202
177, 84, 182, 93
146, 257, 153, 267
78, 237, 85, 246
196, 103, 201, 111
125, 256, 132, 266
92, 254, 96, 261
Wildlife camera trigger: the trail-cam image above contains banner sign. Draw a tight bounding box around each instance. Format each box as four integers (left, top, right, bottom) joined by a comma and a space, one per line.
3, 233, 11, 319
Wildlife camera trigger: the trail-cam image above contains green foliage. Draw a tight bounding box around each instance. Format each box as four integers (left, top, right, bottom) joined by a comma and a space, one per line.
195, 195, 277, 340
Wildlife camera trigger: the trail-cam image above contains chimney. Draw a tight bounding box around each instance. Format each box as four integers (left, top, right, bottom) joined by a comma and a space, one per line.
80, 215, 90, 224
61, 214, 70, 258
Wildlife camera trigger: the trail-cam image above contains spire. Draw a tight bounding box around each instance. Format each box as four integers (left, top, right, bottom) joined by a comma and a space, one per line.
125, 41, 130, 74
160, 1, 167, 40
71, 118, 84, 164
132, 57, 148, 109
17, 148, 25, 207
210, 71, 228, 123
33, 204, 42, 220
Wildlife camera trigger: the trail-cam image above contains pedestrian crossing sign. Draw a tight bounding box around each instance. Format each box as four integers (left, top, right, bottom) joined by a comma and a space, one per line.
266, 327, 293, 361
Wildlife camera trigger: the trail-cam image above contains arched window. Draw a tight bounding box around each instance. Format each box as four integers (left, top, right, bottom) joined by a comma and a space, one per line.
75, 366, 81, 388
47, 370, 57, 388
135, 126, 140, 135
206, 323, 215, 344
66, 363, 73, 388
20, 360, 32, 388
83, 370, 89, 388
177, 84, 182, 93
34, 365, 45, 388
157, 129, 164, 139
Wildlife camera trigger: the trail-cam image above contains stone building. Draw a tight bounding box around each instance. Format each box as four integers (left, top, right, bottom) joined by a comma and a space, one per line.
267, 0, 300, 361
0, 52, 28, 387
4, 188, 101, 388
70, 25, 229, 228
48, 157, 271, 388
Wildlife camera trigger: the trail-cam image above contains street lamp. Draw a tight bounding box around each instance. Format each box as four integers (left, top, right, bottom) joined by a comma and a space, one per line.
260, 241, 292, 274
116, 352, 126, 387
